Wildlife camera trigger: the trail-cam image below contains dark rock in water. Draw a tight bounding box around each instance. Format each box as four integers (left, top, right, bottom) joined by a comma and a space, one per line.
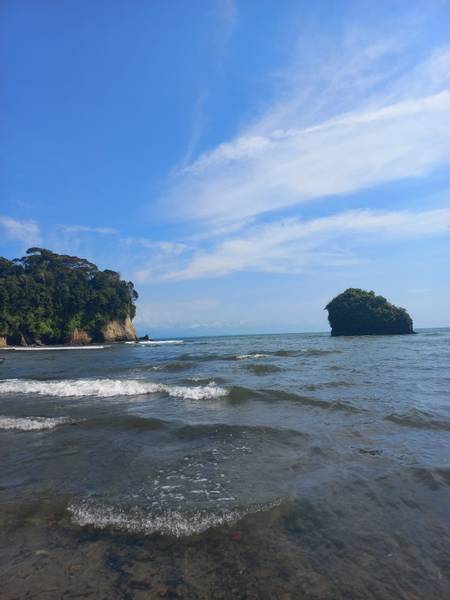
325, 288, 414, 336
138, 334, 152, 341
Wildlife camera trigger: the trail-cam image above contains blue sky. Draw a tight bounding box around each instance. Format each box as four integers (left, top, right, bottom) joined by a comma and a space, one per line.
1, 0, 449, 336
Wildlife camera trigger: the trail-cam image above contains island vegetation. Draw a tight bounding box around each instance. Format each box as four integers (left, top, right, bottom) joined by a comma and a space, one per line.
325, 288, 414, 336
0, 248, 138, 346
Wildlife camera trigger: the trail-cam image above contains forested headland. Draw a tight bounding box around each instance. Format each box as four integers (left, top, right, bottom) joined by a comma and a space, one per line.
0, 248, 138, 346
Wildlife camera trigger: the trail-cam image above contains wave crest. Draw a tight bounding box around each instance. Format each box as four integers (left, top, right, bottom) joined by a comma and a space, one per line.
0, 378, 228, 400
68, 498, 282, 537
0, 416, 70, 431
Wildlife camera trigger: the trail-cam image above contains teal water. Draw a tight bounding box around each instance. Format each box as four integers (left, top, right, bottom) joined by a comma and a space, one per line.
0, 330, 449, 598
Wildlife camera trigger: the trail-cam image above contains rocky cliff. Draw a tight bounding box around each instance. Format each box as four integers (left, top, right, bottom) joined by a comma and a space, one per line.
325, 288, 414, 336
67, 329, 93, 345
101, 316, 137, 342
65, 317, 137, 345
1, 317, 137, 347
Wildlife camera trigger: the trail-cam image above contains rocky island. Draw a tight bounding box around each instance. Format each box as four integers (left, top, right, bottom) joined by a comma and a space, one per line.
0, 248, 138, 346
325, 288, 414, 336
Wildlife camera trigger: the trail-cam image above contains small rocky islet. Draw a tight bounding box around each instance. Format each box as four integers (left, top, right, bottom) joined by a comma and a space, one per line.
325, 288, 414, 336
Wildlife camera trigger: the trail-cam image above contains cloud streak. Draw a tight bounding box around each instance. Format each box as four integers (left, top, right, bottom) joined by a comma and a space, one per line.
166, 90, 450, 226
59, 225, 118, 235
159, 208, 450, 281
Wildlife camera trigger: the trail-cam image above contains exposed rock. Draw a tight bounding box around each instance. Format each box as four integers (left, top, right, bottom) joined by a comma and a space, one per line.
138, 334, 151, 341
0, 335, 7, 348
325, 288, 414, 336
101, 316, 137, 342
12, 333, 29, 346
67, 329, 93, 345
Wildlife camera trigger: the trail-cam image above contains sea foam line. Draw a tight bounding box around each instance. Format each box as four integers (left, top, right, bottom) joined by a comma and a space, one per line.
0, 416, 70, 431
0, 378, 228, 400
138, 340, 184, 346
1, 345, 108, 351
68, 498, 282, 537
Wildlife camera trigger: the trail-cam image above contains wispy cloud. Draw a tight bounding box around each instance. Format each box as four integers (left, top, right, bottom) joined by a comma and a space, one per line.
176, 91, 209, 171
163, 37, 450, 228
166, 90, 450, 226
59, 225, 118, 235
212, 0, 238, 48
123, 237, 187, 254
159, 208, 450, 281
0, 215, 41, 246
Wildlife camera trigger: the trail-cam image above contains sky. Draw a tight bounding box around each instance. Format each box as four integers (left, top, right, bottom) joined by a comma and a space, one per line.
1, 0, 449, 336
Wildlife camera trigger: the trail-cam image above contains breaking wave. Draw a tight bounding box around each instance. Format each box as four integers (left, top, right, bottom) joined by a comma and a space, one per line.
68, 498, 283, 537
0, 378, 228, 401
0, 416, 70, 431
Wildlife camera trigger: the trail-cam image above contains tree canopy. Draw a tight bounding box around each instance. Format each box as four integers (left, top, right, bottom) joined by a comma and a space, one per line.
0, 248, 138, 344
325, 288, 413, 336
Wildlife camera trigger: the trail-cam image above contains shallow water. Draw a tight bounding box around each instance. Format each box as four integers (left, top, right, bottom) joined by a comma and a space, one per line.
1, 330, 449, 599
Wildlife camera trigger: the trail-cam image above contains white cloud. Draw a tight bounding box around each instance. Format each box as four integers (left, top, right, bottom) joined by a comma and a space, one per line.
166, 90, 450, 225
59, 225, 118, 235
0, 215, 41, 246
160, 208, 450, 281
163, 36, 450, 227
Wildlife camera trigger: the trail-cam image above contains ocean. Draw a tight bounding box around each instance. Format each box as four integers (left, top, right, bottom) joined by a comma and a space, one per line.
1, 330, 449, 599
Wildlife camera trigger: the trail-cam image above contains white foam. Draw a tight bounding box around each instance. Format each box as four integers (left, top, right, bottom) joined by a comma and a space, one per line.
0, 378, 228, 400
2, 345, 108, 351
68, 498, 282, 537
138, 340, 184, 345
236, 353, 270, 360
0, 416, 70, 431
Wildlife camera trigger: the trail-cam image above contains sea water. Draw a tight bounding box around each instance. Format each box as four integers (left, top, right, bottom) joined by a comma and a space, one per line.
0, 330, 449, 598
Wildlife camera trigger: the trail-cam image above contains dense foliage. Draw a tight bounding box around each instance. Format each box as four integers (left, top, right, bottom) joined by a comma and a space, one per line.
0, 248, 138, 344
325, 288, 414, 336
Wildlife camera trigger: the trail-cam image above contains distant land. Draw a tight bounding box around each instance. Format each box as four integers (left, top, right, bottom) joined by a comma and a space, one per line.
0, 250, 419, 347
0, 248, 138, 347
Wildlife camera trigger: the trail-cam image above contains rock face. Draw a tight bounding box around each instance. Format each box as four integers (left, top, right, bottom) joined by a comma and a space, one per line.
100, 316, 137, 342
1, 317, 137, 347
67, 329, 93, 345
325, 288, 414, 336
